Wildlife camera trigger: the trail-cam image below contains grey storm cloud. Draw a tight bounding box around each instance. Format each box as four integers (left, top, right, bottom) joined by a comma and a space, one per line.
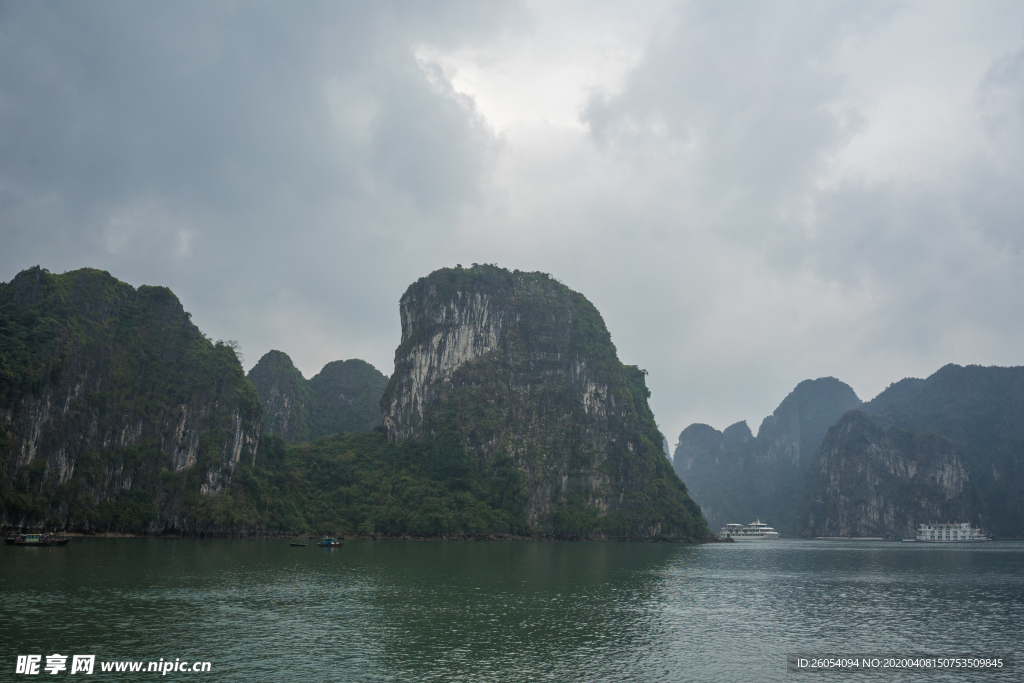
0, 0, 513, 369
0, 2, 502, 233
585, 3, 879, 207
2, 0, 1024, 444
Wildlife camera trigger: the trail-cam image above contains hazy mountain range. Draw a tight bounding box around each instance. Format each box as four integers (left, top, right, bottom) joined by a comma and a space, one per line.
675, 366, 1023, 538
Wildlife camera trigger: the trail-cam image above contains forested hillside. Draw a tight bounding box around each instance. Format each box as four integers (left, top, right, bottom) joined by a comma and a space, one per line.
0, 267, 260, 532
248, 350, 387, 443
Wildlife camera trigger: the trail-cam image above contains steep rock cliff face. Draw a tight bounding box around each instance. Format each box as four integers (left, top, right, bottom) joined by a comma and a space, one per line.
247, 350, 311, 443
0, 267, 261, 531
248, 352, 387, 443
381, 265, 708, 540
861, 364, 1024, 537
801, 411, 975, 537
673, 377, 861, 534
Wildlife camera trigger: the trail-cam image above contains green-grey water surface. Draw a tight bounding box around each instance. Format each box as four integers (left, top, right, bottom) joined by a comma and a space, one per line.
2, 539, 1021, 681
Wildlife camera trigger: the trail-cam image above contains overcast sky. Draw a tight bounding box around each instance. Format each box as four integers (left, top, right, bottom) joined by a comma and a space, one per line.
3, 1, 1024, 445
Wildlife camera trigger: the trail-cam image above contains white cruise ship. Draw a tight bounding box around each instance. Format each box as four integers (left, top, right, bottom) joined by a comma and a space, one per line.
719, 518, 780, 541
916, 522, 990, 543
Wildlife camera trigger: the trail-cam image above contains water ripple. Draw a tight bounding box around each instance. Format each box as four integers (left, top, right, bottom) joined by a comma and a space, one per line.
1, 539, 1021, 681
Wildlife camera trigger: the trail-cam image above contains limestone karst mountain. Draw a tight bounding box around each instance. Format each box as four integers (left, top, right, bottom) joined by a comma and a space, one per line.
1, 264, 710, 540
857, 364, 1024, 538
673, 377, 861, 534
248, 350, 387, 443
247, 350, 310, 443
801, 411, 975, 537
380, 264, 709, 540
675, 364, 1022, 539
0, 267, 261, 532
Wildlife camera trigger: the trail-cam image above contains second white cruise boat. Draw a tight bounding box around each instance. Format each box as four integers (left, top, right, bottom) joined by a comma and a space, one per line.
916, 522, 990, 543
719, 518, 780, 541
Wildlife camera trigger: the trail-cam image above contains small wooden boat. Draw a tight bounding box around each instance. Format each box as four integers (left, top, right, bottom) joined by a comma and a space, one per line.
318, 537, 343, 548
5, 532, 70, 547
289, 543, 307, 547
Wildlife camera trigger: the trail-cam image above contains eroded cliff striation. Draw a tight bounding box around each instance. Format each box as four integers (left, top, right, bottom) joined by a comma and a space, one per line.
0, 267, 261, 531
801, 411, 975, 537
381, 265, 708, 540
247, 350, 311, 443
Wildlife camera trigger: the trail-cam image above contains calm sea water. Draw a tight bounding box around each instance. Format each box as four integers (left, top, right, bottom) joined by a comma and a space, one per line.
2, 538, 1021, 681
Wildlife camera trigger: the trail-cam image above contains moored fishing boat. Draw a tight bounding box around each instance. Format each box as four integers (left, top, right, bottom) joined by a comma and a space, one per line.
5, 532, 70, 547
317, 537, 343, 548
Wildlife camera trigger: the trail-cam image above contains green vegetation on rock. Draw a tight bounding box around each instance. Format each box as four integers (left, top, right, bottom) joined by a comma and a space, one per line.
1, 264, 708, 541
0, 266, 261, 532
247, 351, 388, 444
381, 264, 710, 541
246, 350, 312, 443
226, 429, 528, 536
308, 359, 388, 436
